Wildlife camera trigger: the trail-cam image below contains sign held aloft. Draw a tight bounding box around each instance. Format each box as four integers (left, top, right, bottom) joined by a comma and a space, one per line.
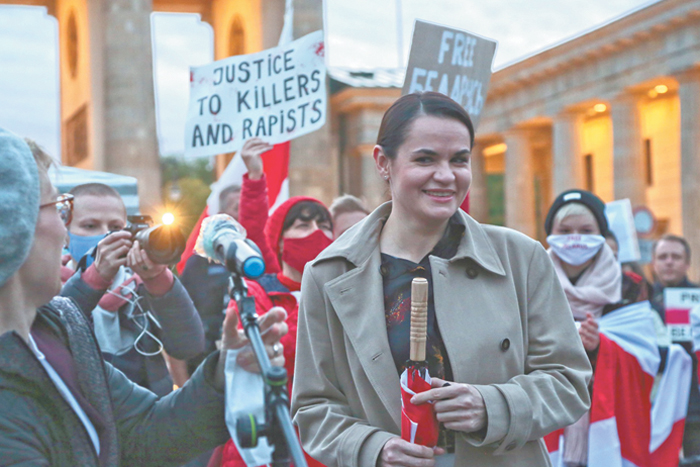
402, 20, 497, 130
185, 30, 326, 158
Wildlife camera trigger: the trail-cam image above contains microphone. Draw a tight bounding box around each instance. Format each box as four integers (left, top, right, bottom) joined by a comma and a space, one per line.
195, 214, 265, 279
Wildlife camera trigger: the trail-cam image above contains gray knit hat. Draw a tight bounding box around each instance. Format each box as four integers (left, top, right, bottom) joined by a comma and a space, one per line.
0, 127, 40, 288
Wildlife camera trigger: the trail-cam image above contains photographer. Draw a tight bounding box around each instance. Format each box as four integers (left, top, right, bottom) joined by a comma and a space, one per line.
0, 128, 289, 466
61, 182, 204, 397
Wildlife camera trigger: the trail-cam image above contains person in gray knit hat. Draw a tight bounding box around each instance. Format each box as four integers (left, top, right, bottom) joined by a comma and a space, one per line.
0, 127, 288, 466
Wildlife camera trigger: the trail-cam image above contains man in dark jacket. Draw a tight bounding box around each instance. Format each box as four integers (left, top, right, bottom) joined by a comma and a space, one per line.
181, 184, 241, 375
650, 234, 700, 463
0, 128, 288, 466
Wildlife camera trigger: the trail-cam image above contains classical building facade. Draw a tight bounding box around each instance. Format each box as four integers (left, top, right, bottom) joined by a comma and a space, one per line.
0, 0, 335, 210
329, 0, 700, 279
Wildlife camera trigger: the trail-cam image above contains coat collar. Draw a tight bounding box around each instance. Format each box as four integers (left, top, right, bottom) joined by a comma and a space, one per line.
316, 202, 506, 277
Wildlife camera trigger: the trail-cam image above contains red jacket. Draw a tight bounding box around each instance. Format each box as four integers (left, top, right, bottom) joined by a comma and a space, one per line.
238, 173, 280, 274
220, 187, 328, 467
219, 274, 324, 467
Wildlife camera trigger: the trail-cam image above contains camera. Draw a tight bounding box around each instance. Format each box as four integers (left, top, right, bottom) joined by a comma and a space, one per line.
121, 215, 186, 265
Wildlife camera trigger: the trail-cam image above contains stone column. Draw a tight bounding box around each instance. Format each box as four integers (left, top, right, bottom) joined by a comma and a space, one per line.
677, 67, 700, 281
101, 0, 161, 212
552, 111, 584, 196
288, 0, 337, 205
469, 143, 488, 222
611, 93, 646, 206
503, 129, 536, 238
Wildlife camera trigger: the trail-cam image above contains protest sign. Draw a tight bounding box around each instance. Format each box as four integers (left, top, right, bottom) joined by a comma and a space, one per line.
664, 288, 700, 342
605, 198, 641, 263
185, 30, 326, 158
402, 20, 497, 129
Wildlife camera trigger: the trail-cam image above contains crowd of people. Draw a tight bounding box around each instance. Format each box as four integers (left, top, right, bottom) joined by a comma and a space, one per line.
1, 91, 698, 467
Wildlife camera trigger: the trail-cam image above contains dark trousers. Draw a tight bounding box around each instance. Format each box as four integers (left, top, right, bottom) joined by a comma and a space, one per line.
682, 421, 700, 466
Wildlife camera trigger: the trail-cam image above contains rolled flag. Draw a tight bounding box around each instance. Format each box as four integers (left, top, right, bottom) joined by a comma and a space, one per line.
400, 278, 439, 447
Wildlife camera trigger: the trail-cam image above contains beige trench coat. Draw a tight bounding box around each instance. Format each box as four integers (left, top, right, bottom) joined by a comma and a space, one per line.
291, 203, 591, 467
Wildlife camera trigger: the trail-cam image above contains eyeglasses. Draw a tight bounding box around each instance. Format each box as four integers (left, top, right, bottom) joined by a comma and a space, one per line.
40, 193, 74, 225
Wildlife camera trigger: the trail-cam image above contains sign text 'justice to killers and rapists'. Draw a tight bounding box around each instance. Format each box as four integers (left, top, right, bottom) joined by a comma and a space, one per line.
185, 30, 326, 157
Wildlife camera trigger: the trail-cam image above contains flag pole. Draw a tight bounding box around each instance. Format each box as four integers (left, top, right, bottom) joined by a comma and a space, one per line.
396, 0, 404, 68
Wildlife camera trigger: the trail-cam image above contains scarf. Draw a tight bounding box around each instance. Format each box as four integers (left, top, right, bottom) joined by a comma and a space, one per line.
549, 244, 621, 320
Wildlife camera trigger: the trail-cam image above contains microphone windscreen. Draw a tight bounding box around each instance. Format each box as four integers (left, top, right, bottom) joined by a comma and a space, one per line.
195, 214, 248, 261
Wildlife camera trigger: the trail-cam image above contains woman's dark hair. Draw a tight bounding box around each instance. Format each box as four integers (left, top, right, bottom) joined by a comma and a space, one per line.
282, 200, 332, 233
376, 92, 475, 159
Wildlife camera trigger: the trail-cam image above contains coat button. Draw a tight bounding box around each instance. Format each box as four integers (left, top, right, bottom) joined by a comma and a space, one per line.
466, 266, 479, 279
500, 338, 510, 351
380, 265, 389, 276
505, 442, 516, 451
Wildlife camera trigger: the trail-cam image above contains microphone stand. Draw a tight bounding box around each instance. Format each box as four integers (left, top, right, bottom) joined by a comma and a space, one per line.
229, 273, 308, 467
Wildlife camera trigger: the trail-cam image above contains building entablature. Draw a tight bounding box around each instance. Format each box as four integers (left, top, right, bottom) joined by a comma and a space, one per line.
479, 0, 700, 137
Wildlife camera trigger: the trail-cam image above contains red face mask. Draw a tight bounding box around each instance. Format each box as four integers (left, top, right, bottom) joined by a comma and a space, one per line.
282, 229, 333, 274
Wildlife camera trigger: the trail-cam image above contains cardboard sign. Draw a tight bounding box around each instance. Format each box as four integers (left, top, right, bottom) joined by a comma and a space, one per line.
185, 30, 326, 157
402, 20, 497, 129
605, 199, 641, 263
664, 288, 700, 342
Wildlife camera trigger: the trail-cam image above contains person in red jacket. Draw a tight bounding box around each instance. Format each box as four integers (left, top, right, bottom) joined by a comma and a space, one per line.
217, 139, 333, 467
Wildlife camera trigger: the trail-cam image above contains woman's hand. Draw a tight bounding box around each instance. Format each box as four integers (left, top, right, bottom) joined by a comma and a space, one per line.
214, 306, 289, 389
579, 312, 600, 351
241, 138, 273, 180
379, 438, 444, 467
411, 377, 487, 434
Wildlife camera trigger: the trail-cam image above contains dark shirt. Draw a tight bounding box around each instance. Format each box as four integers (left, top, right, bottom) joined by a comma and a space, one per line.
180, 254, 230, 374
381, 215, 464, 450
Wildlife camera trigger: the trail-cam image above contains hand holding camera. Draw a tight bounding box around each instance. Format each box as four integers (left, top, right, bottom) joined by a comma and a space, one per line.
127, 240, 167, 280
94, 231, 132, 282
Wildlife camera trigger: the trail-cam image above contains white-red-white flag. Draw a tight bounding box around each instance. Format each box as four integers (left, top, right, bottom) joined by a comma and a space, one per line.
546, 302, 660, 467
650, 343, 691, 466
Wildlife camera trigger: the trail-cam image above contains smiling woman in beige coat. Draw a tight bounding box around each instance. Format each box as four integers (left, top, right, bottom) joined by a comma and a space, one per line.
291, 92, 592, 467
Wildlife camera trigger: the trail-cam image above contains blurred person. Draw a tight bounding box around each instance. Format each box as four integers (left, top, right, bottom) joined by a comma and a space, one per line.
218, 184, 241, 221
329, 194, 369, 238
0, 126, 289, 465
180, 183, 243, 377
650, 234, 700, 460
60, 182, 204, 397
603, 231, 649, 305
291, 92, 591, 467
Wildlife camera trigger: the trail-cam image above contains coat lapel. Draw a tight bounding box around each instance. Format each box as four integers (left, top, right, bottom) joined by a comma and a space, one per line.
324, 247, 402, 431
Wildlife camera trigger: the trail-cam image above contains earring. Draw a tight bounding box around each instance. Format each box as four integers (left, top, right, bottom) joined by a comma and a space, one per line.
384, 174, 389, 180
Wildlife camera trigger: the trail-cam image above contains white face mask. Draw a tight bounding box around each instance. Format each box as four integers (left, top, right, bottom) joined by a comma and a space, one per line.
547, 234, 606, 266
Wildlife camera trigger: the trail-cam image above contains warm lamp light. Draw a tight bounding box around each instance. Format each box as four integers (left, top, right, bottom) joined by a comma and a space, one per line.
654, 84, 668, 94
483, 143, 507, 157
594, 103, 607, 113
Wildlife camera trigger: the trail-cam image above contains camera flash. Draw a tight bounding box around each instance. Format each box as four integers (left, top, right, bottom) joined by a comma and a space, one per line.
162, 213, 175, 225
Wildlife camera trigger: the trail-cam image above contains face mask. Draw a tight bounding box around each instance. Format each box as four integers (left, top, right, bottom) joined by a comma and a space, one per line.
282, 229, 333, 274
547, 234, 606, 266
68, 231, 104, 263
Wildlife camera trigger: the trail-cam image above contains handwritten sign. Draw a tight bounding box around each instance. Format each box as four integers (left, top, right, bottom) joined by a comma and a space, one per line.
185, 30, 326, 157
665, 288, 700, 342
402, 20, 497, 129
